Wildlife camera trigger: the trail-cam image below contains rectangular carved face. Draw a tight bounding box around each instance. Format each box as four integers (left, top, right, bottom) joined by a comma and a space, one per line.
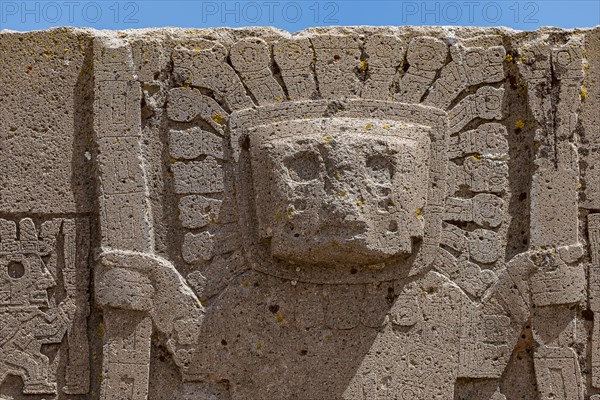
250, 117, 430, 267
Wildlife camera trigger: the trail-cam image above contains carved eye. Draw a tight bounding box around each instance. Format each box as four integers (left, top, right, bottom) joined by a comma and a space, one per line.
465, 50, 483, 67
284, 151, 320, 182
7, 260, 25, 279
489, 174, 504, 186
416, 45, 435, 62
366, 155, 395, 183
285, 43, 303, 60
555, 50, 572, 66
485, 94, 501, 110
241, 47, 259, 63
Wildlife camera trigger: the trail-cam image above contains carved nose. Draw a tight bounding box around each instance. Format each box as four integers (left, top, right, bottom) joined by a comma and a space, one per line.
323, 199, 366, 229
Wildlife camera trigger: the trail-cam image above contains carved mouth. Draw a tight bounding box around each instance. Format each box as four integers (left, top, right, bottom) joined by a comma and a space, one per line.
30, 290, 49, 305
315, 219, 368, 238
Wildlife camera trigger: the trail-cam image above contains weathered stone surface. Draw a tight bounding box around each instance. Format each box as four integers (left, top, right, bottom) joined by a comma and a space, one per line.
0, 25, 599, 399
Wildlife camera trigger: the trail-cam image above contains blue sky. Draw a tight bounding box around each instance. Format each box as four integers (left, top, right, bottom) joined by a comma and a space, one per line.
0, 0, 598, 32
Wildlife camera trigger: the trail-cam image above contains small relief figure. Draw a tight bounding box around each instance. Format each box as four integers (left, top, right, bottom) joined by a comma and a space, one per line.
0, 218, 89, 395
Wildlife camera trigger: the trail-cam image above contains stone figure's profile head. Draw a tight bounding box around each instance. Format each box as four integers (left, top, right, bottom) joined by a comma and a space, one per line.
0, 219, 56, 308
244, 103, 437, 268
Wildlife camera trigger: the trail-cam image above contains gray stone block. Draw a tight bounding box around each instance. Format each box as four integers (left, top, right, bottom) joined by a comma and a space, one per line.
0, 25, 598, 400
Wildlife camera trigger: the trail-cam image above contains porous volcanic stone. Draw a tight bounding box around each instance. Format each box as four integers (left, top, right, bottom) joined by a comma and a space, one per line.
0, 25, 599, 400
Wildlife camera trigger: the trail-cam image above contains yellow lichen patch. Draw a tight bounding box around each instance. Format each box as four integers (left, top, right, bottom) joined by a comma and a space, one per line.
212, 113, 225, 125
383, 124, 391, 129
581, 87, 588, 101
185, 29, 204, 35
360, 59, 368, 72
515, 120, 525, 129
505, 54, 513, 63
42, 49, 53, 58
276, 313, 285, 323
530, 121, 536, 129
365, 123, 373, 131
415, 208, 423, 217
534, 141, 541, 149
578, 182, 583, 190
274, 211, 282, 221
323, 136, 333, 145
241, 280, 251, 288
98, 323, 105, 338
520, 55, 527, 63
255, 343, 263, 350
356, 197, 365, 206
472, 153, 481, 161
286, 209, 295, 218
275, 96, 283, 103
338, 191, 347, 197
169, 157, 178, 164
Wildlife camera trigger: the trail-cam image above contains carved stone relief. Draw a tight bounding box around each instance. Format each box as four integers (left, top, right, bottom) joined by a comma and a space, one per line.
0, 25, 599, 399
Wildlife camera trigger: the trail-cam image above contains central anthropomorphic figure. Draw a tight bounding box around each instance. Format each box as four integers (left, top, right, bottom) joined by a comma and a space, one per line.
251, 117, 457, 395
179, 99, 514, 400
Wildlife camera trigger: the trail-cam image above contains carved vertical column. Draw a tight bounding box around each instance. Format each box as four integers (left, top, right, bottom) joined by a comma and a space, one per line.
527, 39, 584, 248
62, 218, 92, 394
519, 38, 586, 400
589, 214, 600, 388
93, 36, 152, 400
